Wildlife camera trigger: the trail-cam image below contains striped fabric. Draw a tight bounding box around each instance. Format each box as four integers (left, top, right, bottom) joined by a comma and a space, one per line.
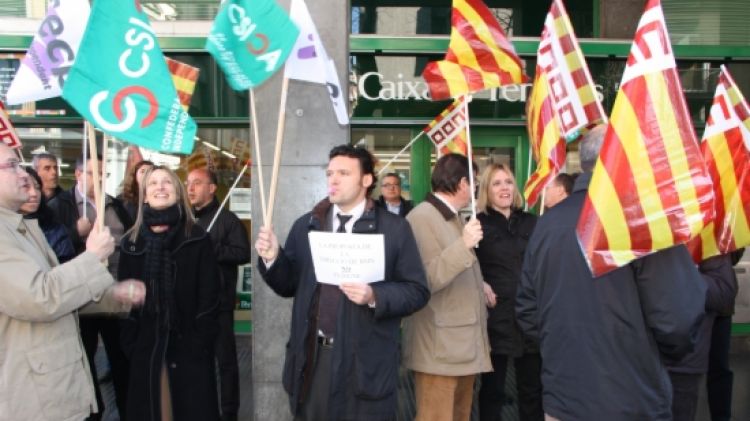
0, 100, 21, 149
524, 0, 606, 207
688, 66, 750, 262
166, 57, 200, 111
423, 97, 468, 156
576, 0, 715, 277
422, 0, 527, 101
524, 71, 565, 207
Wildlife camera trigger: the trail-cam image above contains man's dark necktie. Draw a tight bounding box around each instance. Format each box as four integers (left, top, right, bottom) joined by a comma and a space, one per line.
336, 213, 352, 233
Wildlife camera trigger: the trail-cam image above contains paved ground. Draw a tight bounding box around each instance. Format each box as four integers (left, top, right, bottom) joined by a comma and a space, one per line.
97, 334, 750, 421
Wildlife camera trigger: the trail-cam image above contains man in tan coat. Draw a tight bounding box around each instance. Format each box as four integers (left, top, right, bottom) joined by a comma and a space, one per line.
0, 143, 145, 421
405, 153, 494, 421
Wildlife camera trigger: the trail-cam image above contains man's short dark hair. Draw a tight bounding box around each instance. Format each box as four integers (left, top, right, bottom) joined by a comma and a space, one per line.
75, 154, 104, 171
329, 144, 378, 195
383, 173, 401, 187
431, 154, 476, 194
32, 153, 58, 169
554, 173, 575, 195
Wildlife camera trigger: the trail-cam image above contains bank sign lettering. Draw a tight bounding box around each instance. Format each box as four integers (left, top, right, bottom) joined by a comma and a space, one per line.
63, 0, 196, 154
206, 0, 299, 91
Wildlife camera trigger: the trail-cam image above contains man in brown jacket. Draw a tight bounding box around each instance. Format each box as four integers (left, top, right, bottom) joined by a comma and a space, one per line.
405, 153, 494, 421
0, 143, 145, 421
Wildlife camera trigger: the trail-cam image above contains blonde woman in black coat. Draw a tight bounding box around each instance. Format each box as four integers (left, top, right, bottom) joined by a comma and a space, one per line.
118, 166, 220, 421
475, 163, 541, 421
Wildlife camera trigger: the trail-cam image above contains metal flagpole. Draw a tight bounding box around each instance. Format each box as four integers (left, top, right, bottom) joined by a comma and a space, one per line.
82, 121, 88, 219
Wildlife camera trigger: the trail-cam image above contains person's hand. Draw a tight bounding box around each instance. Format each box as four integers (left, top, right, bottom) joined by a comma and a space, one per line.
77, 217, 93, 237
462, 217, 483, 248
340, 282, 375, 306
111, 279, 146, 306
85, 224, 114, 261
255, 225, 279, 263
483, 282, 497, 308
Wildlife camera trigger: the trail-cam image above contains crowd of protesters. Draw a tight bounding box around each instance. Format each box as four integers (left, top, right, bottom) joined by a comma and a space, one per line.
0, 131, 743, 421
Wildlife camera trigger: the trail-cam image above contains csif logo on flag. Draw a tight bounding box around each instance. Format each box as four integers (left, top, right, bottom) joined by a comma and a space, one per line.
89, 16, 159, 133
63, 0, 196, 154
207, 0, 299, 91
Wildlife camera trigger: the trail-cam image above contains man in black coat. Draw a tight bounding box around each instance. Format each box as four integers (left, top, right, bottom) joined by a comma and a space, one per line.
255, 145, 429, 421
47, 154, 133, 421
187, 167, 251, 421
376, 172, 413, 217
516, 126, 706, 421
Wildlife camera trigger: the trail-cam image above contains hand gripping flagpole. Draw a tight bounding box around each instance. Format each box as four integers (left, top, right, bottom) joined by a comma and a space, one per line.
265, 77, 290, 228
463, 95, 477, 219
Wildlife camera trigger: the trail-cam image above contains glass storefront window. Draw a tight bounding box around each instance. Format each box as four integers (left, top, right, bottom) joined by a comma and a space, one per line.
2, 0, 219, 20
351, 0, 594, 37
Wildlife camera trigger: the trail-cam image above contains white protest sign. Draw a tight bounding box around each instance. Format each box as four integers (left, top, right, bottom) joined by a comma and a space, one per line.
308, 231, 385, 285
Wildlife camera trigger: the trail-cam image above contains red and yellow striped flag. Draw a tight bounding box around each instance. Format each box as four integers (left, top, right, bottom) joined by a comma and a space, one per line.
688, 66, 750, 262
423, 97, 468, 156
166, 57, 200, 111
0, 100, 21, 149
524, 0, 606, 207
576, 0, 715, 277
422, 0, 528, 101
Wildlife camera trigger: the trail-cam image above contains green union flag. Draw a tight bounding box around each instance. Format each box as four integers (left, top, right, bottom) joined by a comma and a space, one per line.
62, 1, 196, 154
206, 0, 299, 90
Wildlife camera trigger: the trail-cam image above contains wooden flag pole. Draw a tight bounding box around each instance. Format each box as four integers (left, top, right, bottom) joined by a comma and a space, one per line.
524, 145, 533, 211
463, 95, 477, 218
376, 131, 425, 176
207, 161, 250, 233
265, 77, 290, 228
250, 89, 268, 225
86, 122, 104, 231
99, 134, 107, 228
82, 122, 88, 220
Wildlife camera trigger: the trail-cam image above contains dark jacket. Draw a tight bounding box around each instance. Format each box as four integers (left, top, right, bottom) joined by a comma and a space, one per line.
194, 197, 251, 311
118, 222, 221, 421
258, 198, 429, 420
665, 254, 738, 373
48, 186, 133, 254
476, 208, 537, 356
516, 172, 706, 421
40, 222, 76, 263
376, 195, 413, 217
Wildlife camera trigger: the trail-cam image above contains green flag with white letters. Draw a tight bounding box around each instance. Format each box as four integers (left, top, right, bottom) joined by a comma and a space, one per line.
206, 0, 299, 90
62, 0, 196, 154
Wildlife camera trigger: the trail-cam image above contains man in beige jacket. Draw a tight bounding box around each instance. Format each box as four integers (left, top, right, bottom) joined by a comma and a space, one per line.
405, 153, 494, 421
0, 143, 145, 421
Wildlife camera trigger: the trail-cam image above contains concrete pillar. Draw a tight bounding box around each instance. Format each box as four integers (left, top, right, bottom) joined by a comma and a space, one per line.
251, 1, 350, 420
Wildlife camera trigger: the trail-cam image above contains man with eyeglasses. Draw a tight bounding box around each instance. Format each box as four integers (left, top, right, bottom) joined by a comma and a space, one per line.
376, 172, 413, 217
186, 167, 250, 421
0, 143, 146, 421
48, 153, 134, 421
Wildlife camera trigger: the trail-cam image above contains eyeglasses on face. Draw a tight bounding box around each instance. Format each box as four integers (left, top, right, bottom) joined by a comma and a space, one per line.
381, 183, 399, 189
0, 160, 22, 172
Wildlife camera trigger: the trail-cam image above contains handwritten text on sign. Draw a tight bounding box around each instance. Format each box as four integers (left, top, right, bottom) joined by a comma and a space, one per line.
308, 232, 385, 285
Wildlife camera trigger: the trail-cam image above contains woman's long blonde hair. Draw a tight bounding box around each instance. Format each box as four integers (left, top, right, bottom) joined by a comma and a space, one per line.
476, 163, 524, 213
126, 166, 195, 242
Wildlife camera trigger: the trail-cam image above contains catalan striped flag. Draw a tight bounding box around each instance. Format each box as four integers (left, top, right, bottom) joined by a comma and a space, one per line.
524, 0, 606, 207
422, 0, 527, 101
166, 57, 200, 111
688, 66, 750, 262
423, 97, 468, 156
576, 0, 715, 277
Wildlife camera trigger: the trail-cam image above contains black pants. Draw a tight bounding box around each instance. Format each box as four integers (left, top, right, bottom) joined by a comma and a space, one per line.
80, 317, 130, 421
216, 310, 240, 421
707, 315, 733, 421
295, 344, 332, 421
669, 371, 702, 421
479, 353, 543, 421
